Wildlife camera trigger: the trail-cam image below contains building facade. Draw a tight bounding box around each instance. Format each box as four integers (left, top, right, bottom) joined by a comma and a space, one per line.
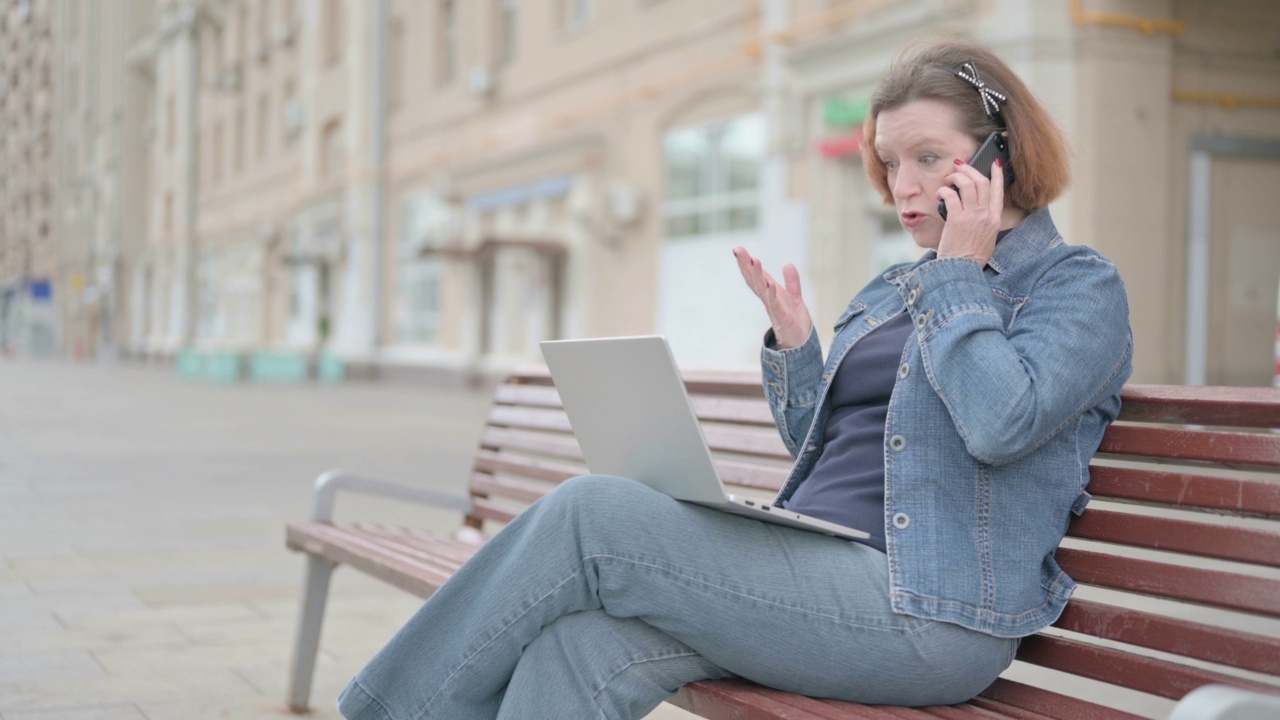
0, 0, 58, 356
14, 0, 1280, 386
54, 0, 154, 362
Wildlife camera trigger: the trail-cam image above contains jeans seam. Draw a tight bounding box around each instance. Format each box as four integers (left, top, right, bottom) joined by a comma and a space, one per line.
415, 568, 584, 719
585, 552, 906, 632
592, 650, 703, 720
348, 677, 398, 720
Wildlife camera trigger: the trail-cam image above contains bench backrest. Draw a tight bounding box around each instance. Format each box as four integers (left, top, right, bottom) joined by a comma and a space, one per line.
468, 371, 1280, 709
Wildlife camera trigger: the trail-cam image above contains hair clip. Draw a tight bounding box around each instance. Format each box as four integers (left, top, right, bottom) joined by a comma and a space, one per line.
955, 62, 1007, 126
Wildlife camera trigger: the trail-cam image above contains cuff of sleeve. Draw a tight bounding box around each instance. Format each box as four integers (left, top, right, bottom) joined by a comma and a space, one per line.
902, 257, 1001, 334
761, 325, 822, 401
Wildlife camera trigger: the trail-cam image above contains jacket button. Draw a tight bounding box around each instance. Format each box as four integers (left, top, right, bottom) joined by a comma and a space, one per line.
915, 314, 927, 329
907, 288, 918, 304
897, 363, 910, 380
893, 512, 910, 529
890, 435, 906, 451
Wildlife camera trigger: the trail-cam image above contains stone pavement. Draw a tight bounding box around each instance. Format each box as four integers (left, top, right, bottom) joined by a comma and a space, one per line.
0, 360, 694, 720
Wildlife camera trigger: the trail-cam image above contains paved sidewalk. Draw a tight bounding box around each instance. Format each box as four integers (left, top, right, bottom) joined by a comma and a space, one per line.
0, 360, 693, 719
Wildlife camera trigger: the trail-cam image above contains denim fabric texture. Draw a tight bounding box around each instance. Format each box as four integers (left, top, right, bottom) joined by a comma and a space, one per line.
340, 476, 1018, 720
761, 208, 1134, 638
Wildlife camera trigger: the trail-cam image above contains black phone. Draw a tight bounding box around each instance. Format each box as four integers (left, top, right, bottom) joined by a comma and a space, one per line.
938, 131, 1014, 221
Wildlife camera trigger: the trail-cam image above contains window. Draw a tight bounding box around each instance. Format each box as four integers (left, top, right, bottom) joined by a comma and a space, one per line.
439, 0, 456, 85
396, 195, 453, 345
213, 121, 223, 185
259, 0, 271, 46
321, 120, 344, 179
563, 0, 593, 32
388, 18, 403, 111
325, 0, 342, 65
497, 0, 517, 64
212, 29, 225, 79
663, 114, 764, 239
282, 77, 297, 144
238, 2, 249, 61
234, 108, 245, 175
256, 92, 270, 159
166, 95, 175, 152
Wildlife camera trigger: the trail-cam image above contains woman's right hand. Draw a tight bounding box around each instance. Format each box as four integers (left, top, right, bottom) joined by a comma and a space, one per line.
733, 247, 812, 349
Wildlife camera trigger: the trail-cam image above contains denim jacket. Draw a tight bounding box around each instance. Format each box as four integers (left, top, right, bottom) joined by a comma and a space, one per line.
761, 208, 1133, 638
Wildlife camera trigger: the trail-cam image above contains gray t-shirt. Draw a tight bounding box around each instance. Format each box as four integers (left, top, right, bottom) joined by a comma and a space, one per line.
782, 308, 914, 553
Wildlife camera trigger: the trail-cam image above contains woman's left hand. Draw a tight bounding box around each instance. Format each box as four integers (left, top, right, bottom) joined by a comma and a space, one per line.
936, 158, 1004, 267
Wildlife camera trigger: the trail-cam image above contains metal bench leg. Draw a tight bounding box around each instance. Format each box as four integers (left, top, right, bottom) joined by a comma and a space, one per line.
287, 554, 337, 713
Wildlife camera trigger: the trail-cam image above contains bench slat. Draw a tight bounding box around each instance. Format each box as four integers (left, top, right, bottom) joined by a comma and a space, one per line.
481, 427, 584, 461
1017, 634, 1279, 701
1066, 509, 1280, 567
338, 523, 470, 576
676, 679, 895, 720
487, 405, 573, 433
1086, 465, 1280, 518
487, 405, 793, 460
474, 450, 586, 485
1056, 547, 1280, 616
1098, 425, 1280, 468
976, 679, 1146, 720
471, 498, 520, 525
1118, 385, 1280, 428
496, 383, 777, 426
474, 453, 786, 500
355, 524, 483, 566
286, 522, 451, 599
471, 473, 557, 505
1055, 599, 1280, 675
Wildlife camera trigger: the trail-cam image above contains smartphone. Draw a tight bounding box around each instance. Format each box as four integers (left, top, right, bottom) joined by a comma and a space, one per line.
938, 131, 1014, 221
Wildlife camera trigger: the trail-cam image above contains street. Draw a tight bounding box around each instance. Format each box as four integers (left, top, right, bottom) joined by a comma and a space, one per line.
0, 360, 692, 719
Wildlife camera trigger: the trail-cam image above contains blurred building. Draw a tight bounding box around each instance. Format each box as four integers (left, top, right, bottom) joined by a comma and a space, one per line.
0, 0, 58, 355
53, 0, 154, 361
9, 0, 1280, 385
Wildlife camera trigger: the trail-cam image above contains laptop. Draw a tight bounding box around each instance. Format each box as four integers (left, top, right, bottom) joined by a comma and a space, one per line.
539, 335, 870, 541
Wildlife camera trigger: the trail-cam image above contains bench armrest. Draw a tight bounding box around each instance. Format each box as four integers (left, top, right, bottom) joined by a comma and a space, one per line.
1169, 685, 1280, 720
310, 468, 473, 521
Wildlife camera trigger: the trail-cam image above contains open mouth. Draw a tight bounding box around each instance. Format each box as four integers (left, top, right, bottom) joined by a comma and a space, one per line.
901, 211, 926, 228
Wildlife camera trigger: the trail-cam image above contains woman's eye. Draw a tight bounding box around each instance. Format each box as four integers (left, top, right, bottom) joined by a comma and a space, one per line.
920, 154, 937, 167
882, 159, 898, 170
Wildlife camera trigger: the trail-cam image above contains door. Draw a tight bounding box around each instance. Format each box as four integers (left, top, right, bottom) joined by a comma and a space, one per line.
1206, 157, 1280, 386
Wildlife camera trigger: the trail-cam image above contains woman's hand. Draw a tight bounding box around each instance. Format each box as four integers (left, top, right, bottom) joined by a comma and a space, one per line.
936, 158, 1005, 267
733, 248, 812, 349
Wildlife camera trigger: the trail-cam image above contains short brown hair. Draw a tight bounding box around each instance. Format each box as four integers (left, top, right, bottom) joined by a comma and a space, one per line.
863, 40, 1071, 210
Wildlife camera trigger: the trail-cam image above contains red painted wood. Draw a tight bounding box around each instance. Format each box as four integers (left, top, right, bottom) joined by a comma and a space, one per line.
1066, 509, 1280, 567
1054, 600, 1280, 675
1098, 425, 1280, 468
674, 680, 856, 719
1086, 465, 1280, 518
1056, 547, 1280, 616
977, 679, 1145, 720
1118, 384, 1280, 428
1017, 634, 1278, 700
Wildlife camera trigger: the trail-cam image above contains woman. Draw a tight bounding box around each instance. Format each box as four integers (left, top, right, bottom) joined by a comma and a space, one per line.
338, 40, 1132, 720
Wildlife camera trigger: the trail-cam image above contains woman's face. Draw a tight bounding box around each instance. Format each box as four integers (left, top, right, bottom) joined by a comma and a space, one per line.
874, 98, 980, 250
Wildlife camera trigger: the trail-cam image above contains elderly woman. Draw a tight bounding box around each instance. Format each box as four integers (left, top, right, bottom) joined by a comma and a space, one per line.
338, 40, 1132, 720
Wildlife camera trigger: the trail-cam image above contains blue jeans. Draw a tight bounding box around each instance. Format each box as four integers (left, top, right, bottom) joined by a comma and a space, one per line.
338, 475, 1018, 720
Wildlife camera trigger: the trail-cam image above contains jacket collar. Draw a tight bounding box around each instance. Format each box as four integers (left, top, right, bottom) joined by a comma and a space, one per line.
881, 207, 1059, 283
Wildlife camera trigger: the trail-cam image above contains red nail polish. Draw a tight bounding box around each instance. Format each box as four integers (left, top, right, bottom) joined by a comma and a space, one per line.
954, 158, 963, 165
996, 158, 1003, 167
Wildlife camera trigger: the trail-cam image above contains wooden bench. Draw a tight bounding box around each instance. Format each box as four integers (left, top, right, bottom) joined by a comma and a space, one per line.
285, 370, 1280, 719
